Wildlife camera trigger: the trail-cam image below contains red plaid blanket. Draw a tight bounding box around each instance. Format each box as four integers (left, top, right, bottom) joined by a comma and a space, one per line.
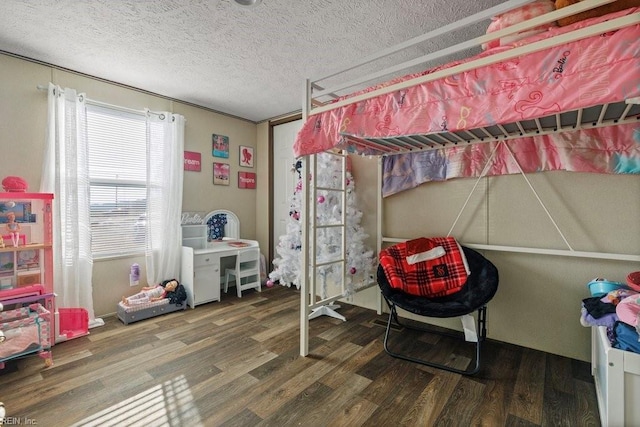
379, 237, 470, 297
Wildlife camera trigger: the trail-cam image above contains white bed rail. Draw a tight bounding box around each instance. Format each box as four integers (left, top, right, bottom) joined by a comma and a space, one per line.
309, 0, 627, 112
312, 12, 638, 117
380, 237, 640, 263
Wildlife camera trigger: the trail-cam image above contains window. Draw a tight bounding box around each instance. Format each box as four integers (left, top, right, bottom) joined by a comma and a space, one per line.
86, 103, 147, 258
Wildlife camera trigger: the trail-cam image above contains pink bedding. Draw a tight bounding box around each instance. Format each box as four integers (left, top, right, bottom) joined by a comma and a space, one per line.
382, 123, 639, 196
293, 8, 640, 189
0, 324, 41, 359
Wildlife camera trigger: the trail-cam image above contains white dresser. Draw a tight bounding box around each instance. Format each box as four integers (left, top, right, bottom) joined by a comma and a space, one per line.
592, 325, 640, 426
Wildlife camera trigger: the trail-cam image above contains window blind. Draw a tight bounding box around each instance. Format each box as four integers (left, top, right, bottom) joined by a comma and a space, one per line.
86, 103, 147, 258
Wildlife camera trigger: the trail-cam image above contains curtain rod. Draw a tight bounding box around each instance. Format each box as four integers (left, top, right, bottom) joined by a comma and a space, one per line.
36, 84, 167, 118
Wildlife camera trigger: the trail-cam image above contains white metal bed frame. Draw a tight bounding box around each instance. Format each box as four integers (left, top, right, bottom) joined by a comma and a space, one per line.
297, 0, 640, 356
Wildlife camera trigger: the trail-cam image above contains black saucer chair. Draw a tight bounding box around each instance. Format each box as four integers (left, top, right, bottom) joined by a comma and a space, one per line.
377, 246, 499, 375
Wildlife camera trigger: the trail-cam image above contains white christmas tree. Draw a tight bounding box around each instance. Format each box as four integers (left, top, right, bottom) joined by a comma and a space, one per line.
268, 152, 374, 299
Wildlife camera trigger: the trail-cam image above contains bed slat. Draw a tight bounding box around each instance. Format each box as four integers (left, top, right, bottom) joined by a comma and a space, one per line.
340, 101, 639, 156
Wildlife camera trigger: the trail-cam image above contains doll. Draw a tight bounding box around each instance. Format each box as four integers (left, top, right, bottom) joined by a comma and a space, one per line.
5, 212, 21, 247
122, 279, 179, 306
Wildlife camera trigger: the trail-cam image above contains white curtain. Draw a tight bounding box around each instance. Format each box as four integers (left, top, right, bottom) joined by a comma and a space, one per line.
145, 111, 185, 284
40, 83, 99, 326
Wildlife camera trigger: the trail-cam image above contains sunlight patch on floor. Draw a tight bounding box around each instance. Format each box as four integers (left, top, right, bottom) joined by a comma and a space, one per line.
71, 375, 200, 426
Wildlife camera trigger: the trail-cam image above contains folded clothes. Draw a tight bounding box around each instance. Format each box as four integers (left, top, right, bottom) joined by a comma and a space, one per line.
582, 296, 617, 319
617, 295, 640, 327
580, 307, 617, 328
612, 321, 640, 354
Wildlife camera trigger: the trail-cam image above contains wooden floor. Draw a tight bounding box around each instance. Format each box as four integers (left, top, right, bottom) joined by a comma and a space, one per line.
1, 286, 600, 427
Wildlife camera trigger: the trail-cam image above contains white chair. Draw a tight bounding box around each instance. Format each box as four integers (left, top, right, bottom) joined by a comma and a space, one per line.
224, 247, 261, 297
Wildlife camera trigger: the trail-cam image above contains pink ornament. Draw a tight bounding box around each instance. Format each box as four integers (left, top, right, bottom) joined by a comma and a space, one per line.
266, 280, 275, 288
317, 195, 325, 203
292, 212, 300, 220
350, 267, 357, 274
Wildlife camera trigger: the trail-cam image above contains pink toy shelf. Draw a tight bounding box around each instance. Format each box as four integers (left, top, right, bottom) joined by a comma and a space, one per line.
0, 193, 56, 348
0, 192, 88, 347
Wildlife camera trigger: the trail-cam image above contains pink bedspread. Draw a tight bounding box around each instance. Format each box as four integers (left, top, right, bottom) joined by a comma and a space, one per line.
293, 8, 640, 185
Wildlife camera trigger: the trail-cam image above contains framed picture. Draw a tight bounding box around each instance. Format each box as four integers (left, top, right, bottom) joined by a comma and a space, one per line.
238, 172, 256, 189
239, 145, 254, 168
0, 202, 35, 223
184, 151, 201, 172
213, 162, 230, 186
212, 134, 229, 158
17, 249, 39, 270
0, 252, 13, 273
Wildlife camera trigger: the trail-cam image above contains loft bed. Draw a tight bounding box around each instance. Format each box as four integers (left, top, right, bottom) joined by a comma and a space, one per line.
293, 0, 640, 357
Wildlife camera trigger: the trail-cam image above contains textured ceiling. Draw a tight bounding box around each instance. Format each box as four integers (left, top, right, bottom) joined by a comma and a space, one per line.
0, 0, 505, 122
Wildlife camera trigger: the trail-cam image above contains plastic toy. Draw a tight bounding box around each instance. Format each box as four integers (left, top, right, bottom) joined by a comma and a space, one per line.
5, 212, 21, 247
1, 176, 28, 192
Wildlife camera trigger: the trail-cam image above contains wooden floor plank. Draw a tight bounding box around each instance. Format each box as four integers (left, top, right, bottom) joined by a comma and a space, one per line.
470, 342, 521, 426
431, 376, 486, 426
508, 347, 547, 424
399, 370, 462, 426
320, 339, 384, 389
574, 378, 601, 427
364, 366, 435, 427
327, 396, 379, 427
247, 342, 363, 419
0, 286, 601, 426
259, 381, 335, 426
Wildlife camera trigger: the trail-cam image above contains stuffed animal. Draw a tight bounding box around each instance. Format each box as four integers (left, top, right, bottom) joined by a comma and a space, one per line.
555, 0, 640, 26
483, 0, 557, 50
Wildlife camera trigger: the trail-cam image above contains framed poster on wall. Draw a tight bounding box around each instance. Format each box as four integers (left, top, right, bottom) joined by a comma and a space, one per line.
184, 151, 201, 171
239, 145, 254, 168
238, 172, 256, 189
213, 162, 230, 186
212, 134, 229, 158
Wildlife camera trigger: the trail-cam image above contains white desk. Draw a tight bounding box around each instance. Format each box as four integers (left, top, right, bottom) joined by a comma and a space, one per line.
181, 239, 259, 308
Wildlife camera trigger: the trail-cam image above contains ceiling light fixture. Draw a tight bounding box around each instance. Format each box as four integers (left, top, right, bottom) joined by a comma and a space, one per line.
233, 0, 262, 7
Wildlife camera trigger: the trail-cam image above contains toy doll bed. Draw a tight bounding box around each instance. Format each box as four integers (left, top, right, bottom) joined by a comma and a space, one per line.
117, 298, 186, 325
0, 294, 54, 368
292, 0, 640, 357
